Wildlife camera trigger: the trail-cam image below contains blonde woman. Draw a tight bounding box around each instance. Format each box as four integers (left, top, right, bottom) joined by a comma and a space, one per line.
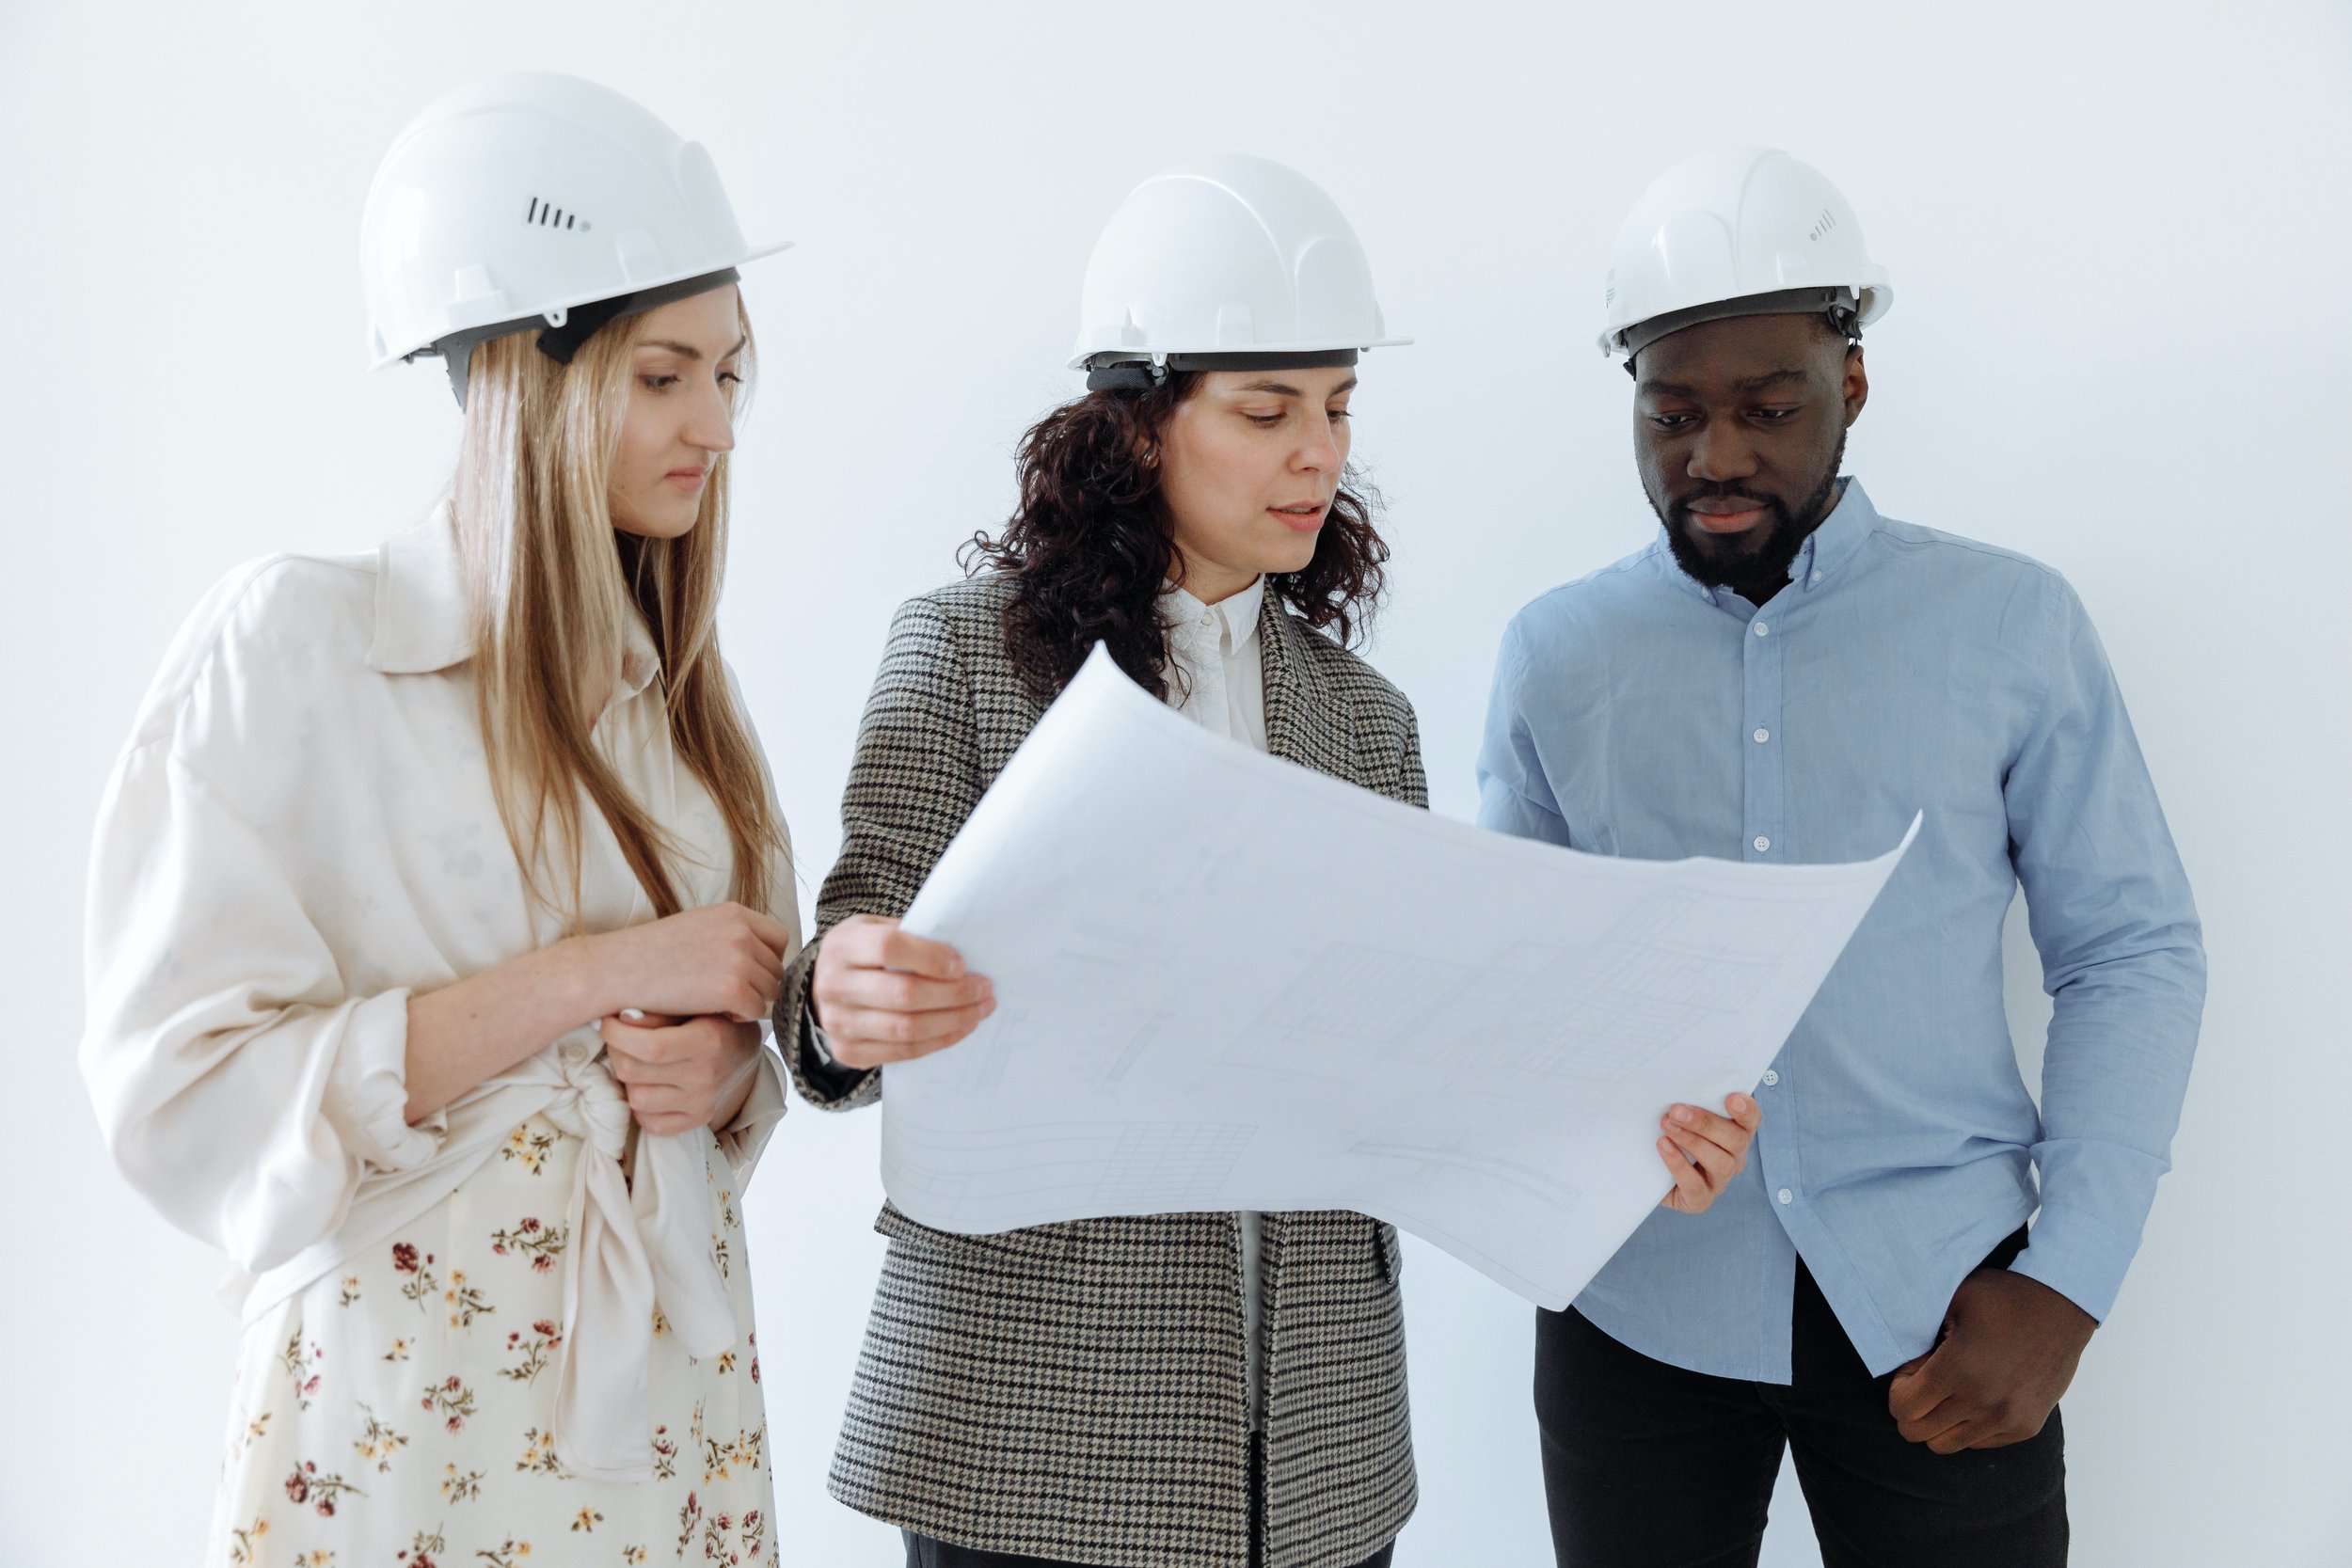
81, 75, 796, 1561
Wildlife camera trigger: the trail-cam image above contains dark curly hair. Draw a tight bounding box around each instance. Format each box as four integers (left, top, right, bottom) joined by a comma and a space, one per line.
960, 372, 1390, 703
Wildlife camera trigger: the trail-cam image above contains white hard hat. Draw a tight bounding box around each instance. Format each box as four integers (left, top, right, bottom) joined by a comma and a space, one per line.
1071, 154, 1407, 388
360, 71, 789, 397
1598, 146, 1890, 361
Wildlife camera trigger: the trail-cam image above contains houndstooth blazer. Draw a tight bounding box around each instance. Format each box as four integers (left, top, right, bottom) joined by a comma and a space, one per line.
777, 573, 1425, 1568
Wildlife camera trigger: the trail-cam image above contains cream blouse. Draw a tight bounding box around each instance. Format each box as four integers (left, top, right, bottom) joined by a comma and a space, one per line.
78, 507, 797, 1481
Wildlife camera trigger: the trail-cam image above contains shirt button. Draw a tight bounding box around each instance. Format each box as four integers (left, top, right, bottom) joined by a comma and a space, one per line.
1754, 621, 1770, 637
1762, 1069, 1780, 1086
1754, 836, 1772, 852
1753, 728, 1771, 744
1810, 572, 1822, 585
1776, 1188, 1794, 1205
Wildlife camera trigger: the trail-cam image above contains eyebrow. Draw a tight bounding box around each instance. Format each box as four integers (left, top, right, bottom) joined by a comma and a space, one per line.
637, 335, 750, 362
1233, 375, 1359, 398
1640, 368, 1809, 396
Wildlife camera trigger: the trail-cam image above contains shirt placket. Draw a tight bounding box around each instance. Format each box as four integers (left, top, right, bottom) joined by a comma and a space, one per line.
1740, 593, 1808, 1250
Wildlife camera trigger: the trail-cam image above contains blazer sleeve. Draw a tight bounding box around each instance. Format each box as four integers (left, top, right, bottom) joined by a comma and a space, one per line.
775, 594, 984, 1110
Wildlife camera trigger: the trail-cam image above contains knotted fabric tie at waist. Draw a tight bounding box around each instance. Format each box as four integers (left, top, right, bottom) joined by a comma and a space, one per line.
538, 1030, 737, 1481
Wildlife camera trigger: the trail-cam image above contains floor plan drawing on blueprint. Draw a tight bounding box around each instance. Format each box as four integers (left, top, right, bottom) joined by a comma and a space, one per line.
882, 644, 1919, 1309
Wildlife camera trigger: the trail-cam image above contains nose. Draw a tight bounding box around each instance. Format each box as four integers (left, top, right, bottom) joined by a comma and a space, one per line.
685, 377, 736, 455
1687, 417, 1756, 484
1291, 410, 1343, 475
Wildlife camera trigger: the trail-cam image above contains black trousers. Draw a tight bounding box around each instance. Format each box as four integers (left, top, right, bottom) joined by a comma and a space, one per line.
1535, 1230, 2067, 1567
902, 1433, 1398, 1568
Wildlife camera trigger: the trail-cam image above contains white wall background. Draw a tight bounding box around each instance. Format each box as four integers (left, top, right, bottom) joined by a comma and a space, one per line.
4, 2, 2346, 1562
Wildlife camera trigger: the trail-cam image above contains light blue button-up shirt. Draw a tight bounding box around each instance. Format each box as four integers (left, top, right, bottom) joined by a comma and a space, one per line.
1477, 479, 2204, 1381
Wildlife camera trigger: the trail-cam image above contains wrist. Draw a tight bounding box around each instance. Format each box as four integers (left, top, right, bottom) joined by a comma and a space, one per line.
708, 1043, 762, 1132
553, 932, 613, 1022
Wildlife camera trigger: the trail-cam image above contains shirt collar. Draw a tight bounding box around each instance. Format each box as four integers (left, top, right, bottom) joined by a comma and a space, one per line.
1159, 575, 1267, 659
1656, 475, 1880, 606
367, 504, 661, 702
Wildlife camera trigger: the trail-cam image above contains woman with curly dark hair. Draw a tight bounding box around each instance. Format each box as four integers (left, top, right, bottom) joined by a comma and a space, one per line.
772, 158, 1748, 1568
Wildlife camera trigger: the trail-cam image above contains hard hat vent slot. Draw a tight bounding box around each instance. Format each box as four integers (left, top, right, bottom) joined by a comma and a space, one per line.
1807, 207, 1837, 243
524, 198, 588, 231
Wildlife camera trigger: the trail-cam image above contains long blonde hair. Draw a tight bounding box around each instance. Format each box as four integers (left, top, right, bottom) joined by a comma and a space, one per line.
452, 305, 781, 926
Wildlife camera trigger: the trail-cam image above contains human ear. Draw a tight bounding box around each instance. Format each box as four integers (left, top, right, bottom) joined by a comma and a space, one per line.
1842, 347, 1870, 428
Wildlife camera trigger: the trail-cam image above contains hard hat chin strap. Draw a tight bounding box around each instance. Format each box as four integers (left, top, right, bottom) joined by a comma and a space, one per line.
1621, 286, 1862, 377
1085, 347, 1359, 393
425, 267, 742, 408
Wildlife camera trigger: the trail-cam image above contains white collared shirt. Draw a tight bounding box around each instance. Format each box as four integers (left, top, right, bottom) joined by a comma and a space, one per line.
1157, 575, 1271, 1428
79, 506, 796, 1479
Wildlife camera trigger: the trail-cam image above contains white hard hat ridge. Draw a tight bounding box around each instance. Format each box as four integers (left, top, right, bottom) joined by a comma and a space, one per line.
1597, 145, 1891, 357
1071, 153, 1409, 372
359, 70, 790, 371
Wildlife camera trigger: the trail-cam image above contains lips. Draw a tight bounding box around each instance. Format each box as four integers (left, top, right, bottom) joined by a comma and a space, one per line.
663, 467, 708, 491
1683, 496, 1773, 534
1270, 501, 1327, 532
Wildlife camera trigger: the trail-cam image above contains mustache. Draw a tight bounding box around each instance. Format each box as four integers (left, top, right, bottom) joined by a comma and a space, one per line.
1674, 485, 1786, 513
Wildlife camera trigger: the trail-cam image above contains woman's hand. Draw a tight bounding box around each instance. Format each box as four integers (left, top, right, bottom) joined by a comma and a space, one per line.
1656, 1093, 1762, 1213
600, 1011, 764, 1136
578, 902, 792, 1024
809, 915, 994, 1070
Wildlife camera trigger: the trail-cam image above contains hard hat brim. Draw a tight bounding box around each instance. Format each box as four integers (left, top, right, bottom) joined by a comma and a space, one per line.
1067, 335, 1412, 372
372, 238, 795, 371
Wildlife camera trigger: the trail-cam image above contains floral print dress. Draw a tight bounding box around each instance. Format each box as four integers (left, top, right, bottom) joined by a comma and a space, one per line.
215, 1113, 773, 1567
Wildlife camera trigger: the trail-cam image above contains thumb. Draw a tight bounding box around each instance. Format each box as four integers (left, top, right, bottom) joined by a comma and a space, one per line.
1887, 1338, 1953, 1419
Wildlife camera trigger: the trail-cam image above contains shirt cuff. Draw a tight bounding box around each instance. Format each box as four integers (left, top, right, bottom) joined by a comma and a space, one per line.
714, 1046, 789, 1183
794, 1008, 878, 1106
2009, 1200, 2137, 1323
320, 988, 443, 1174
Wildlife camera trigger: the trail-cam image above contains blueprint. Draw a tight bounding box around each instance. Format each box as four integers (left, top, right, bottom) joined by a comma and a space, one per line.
882, 645, 1917, 1309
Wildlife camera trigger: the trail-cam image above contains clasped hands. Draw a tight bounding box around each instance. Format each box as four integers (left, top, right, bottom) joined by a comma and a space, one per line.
579, 901, 795, 1137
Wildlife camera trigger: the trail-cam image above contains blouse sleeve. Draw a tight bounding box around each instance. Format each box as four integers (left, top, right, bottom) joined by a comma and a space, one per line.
79, 564, 442, 1276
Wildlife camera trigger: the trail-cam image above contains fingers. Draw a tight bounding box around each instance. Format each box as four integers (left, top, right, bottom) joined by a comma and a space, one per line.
831, 916, 972, 982
622, 1080, 704, 1138
1888, 1354, 1976, 1450
1656, 1135, 1713, 1212
1664, 1100, 1755, 1159
818, 965, 993, 1017
1653, 1095, 1754, 1212
1661, 1111, 1746, 1189
602, 1015, 746, 1080
823, 998, 995, 1069
733, 903, 795, 958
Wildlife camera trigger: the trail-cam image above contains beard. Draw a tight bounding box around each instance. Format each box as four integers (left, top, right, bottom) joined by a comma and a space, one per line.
1652, 430, 1847, 600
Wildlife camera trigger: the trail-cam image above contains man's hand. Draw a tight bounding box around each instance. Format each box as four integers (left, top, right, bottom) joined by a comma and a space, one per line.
1887, 1268, 2096, 1453
1657, 1093, 1762, 1214
601, 1011, 764, 1137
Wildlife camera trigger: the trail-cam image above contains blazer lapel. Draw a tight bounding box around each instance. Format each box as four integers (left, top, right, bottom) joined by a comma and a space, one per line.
1257, 594, 1359, 784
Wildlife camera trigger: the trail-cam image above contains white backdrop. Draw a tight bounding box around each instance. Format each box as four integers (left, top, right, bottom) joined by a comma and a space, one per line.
4, 2, 2346, 1562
